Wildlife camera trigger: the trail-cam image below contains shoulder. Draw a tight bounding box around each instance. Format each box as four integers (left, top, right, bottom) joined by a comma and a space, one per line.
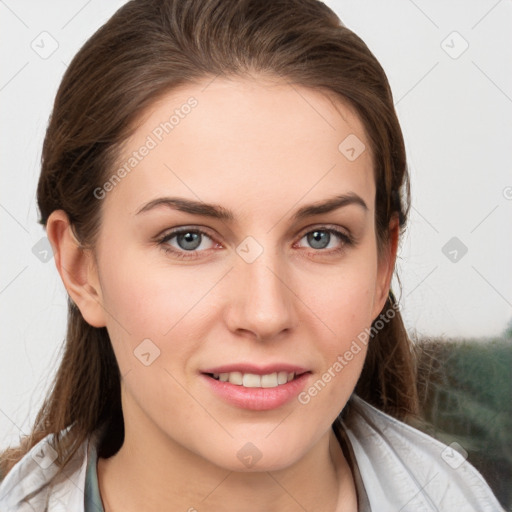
0, 427, 99, 512
342, 395, 505, 512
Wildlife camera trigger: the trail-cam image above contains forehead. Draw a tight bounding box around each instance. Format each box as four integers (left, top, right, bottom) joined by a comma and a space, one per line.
103, 75, 375, 219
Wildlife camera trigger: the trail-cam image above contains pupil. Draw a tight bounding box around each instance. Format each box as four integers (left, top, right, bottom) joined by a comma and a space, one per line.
178, 232, 201, 250
308, 230, 329, 250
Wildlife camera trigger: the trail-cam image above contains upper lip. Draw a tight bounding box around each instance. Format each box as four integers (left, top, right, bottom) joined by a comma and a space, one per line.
201, 363, 310, 375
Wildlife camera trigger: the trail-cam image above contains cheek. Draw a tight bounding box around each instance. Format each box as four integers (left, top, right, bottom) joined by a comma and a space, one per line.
96, 246, 205, 380
100, 247, 207, 336
303, 258, 378, 342
297, 255, 378, 393
97, 253, 209, 428
295, 281, 373, 423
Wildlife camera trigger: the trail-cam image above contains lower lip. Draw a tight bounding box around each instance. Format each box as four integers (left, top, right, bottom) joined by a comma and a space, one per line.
200, 372, 311, 411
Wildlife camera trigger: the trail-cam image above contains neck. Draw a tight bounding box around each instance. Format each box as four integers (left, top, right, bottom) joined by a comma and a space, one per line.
97, 427, 356, 512
96, 392, 357, 512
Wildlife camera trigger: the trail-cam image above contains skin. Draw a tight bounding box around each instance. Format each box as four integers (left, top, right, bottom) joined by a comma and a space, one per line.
47, 74, 398, 512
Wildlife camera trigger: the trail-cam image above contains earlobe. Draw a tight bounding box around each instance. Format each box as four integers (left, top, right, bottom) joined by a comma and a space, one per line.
46, 210, 107, 328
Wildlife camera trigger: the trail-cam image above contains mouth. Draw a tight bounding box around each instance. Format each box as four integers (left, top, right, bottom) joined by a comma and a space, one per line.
204, 370, 307, 388
200, 365, 311, 410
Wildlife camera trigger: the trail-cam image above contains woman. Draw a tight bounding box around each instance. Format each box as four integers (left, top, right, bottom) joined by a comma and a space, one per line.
0, 0, 504, 510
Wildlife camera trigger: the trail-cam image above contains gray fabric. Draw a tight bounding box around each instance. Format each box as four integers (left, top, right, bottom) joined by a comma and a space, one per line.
84, 439, 104, 512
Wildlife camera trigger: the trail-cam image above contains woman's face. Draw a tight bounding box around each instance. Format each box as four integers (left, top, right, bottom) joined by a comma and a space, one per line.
83, 76, 394, 471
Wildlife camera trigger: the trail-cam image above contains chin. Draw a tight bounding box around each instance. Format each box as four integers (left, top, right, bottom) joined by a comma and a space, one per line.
219, 453, 300, 473
200, 436, 309, 474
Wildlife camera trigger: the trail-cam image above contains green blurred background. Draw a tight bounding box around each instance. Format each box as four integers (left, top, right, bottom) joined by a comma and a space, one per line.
415, 327, 512, 511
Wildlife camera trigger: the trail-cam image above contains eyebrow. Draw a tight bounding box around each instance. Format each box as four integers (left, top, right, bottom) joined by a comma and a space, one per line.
135, 193, 368, 222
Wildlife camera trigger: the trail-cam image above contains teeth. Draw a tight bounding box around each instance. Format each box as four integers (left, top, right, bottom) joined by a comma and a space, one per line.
261, 373, 278, 388
242, 373, 261, 387
211, 371, 296, 387
226, 371, 242, 384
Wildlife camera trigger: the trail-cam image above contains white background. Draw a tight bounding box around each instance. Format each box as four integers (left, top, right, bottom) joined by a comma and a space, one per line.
1, 0, 511, 449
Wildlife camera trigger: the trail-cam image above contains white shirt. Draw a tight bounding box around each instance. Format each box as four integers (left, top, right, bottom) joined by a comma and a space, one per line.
0, 395, 505, 511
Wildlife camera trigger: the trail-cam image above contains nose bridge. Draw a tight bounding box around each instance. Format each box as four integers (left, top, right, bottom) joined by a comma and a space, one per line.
228, 235, 297, 338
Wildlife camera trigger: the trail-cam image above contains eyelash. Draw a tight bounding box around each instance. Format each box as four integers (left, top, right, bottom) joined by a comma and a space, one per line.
156, 226, 354, 260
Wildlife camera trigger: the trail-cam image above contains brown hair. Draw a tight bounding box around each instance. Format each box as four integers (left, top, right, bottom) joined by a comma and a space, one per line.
0, 0, 416, 480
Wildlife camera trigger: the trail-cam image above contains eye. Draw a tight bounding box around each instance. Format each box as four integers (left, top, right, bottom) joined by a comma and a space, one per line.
157, 228, 218, 259
156, 225, 354, 261
295, 226, 354, 255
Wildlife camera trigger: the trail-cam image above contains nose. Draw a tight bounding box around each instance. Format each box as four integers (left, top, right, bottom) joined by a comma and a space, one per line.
224, 246, 299, 341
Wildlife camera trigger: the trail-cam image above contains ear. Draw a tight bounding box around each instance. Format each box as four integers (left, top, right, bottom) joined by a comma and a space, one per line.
371, 214, 400, 321
46, 210, 107, 328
